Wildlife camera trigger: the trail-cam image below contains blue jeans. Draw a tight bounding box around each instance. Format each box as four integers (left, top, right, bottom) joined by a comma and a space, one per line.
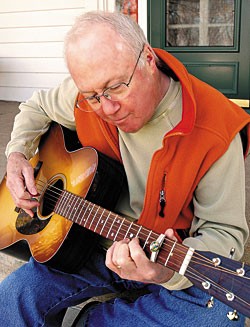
0, 247, 246, 327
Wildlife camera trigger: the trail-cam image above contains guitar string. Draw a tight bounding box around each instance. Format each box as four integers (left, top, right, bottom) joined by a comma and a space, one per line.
35, 179, 250, 278
34, 180, 250, 290
35, 179, 209, 262
34, 182, 218, 276
15, 174, 248, 315
33, 179, 250, 278
183, 267, 250, 309
187, 265, 250, 310
34, 181, 249, 276
31, 180, 250, 310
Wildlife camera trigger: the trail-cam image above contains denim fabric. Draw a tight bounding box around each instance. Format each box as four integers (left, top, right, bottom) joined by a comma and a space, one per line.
82, 286, 246, 327
0, 247, 245, 327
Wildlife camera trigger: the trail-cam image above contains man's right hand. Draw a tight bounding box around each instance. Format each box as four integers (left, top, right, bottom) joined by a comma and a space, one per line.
6, 152, 39, 217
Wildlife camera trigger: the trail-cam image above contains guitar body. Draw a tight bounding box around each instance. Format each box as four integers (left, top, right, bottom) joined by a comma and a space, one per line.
0, 124, 125, 271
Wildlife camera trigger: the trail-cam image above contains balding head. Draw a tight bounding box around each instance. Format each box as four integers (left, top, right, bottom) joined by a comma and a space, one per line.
64, 11, 148, 63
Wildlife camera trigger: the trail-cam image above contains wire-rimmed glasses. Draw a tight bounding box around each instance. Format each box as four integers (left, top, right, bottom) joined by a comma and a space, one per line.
76, 46, 144, 112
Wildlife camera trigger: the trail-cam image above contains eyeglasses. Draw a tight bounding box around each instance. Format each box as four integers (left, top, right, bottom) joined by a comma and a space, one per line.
76, 46, 144, 112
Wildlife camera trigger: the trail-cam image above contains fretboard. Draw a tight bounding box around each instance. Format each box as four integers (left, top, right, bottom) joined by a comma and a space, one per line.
54, 189, 189, 274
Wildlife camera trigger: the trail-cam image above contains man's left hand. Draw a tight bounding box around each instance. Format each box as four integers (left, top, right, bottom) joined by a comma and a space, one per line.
105, 229, 176, 284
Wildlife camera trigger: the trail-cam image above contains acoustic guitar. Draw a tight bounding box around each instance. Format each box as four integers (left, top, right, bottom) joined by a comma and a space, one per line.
0, 123, 249, 318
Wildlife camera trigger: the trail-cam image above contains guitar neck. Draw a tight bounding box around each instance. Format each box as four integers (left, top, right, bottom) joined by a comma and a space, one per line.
54, 189, 250, 318
54, 189, 186, 272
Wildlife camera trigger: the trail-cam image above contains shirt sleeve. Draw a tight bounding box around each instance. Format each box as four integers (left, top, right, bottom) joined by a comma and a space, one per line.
5, 76, 78, 159
161, 133, 249, 290
183, 132, 249, 260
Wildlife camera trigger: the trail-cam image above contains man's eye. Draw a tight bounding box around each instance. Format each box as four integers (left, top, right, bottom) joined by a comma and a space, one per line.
108, 83, 124, 94
85, 96, 98, 104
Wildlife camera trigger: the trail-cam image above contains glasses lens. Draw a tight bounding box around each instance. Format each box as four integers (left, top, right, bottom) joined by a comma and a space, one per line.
77, 98, 98, 112
103, 83, 129, 100
77, 83, 130, 112
86, 96, 100, 105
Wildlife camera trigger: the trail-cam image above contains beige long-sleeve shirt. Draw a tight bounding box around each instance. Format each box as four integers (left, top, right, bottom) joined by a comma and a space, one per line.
6, 77, 249, 289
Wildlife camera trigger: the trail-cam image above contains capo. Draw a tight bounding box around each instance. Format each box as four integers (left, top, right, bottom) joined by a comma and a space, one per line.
150, 234, 165, 262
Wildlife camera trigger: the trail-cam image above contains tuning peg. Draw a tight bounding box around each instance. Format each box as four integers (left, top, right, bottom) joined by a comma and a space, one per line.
229, 247, 235, 259
227, 310, 239, 321
236, 263, 245, 276
206, 296, 214, 308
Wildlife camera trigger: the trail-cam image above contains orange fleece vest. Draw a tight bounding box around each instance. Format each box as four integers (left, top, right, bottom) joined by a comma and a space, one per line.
74, 49, 250, 234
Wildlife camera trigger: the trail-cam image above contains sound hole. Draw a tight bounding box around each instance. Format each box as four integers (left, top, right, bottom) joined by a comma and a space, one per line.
16, 179, 64, 235
40, 179, 63, 216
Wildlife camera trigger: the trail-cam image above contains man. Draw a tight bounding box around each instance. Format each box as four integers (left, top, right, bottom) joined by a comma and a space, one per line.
1, 10, 250, 327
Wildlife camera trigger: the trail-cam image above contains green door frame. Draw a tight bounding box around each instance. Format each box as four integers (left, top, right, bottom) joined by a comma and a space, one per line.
147, 0, 250, 113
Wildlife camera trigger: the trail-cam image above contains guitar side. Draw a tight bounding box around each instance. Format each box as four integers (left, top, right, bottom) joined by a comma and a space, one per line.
0, 124, 99, 263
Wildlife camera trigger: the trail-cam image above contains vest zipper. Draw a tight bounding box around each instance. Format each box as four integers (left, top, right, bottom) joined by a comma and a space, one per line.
159, 173, 167, 217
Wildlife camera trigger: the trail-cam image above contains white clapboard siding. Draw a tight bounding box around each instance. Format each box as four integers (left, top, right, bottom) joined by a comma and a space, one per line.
0, 26, 70, 43
0, 72, 69, 88
0, 0, 115, 101
0, 9, 89, 28
0, 0, 150, 102
0, 58, 67, 73
0, 42, 64, 58
1, 0, 90, 12
0, 0, 108, 13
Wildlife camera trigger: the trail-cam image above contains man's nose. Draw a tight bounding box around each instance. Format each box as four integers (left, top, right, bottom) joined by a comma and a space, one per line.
100, 96, 120, 115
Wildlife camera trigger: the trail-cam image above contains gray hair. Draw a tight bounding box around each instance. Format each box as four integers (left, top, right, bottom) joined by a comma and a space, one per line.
64, 11, 149, 62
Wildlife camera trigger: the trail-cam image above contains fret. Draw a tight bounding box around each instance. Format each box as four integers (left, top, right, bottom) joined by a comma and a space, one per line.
135, 225, 142, 238
108, 225, 119, 240
75, 200, 89, 225
153, 241, 186, 273
74, 197, 87, 225
83, 203, 95, 228
127, 225, 137, 239
123, 221, 133, 239
114, 217, 125, 241
57, 191, 68, 216
106, 214, 118, 239
143, 229, 153, 250
88, 205, 100, 230
60, 191, 70, 216
65, 192, 72, 216
129, 224, 140, 239
164, 241, 177, 266
66, 193, 77, 219
102, 211, 115, 239
63, 192, 71, 217
69, 195, 82, 222
93, 208, 105, 233
99, 211, 111, 237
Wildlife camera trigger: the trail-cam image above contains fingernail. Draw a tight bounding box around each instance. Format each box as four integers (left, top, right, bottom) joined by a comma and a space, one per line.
30, 189, 39, 196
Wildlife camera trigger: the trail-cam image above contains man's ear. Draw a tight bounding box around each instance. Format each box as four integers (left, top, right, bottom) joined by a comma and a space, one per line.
144, 44, 157, 70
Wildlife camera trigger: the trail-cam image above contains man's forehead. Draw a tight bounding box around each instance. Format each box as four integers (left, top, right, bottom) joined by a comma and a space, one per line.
76, 53, 131, 93
68, 27, 135, 91
78, 24, 124, 50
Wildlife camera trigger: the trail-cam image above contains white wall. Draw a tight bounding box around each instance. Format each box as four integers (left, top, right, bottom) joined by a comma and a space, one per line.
0, 0, 117, 101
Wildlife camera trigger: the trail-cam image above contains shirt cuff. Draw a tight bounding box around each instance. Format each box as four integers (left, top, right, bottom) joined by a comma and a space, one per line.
159, 272, 193, 290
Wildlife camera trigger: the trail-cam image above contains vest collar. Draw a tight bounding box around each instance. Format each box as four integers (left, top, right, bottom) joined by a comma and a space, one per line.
153, 48, 196, 137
